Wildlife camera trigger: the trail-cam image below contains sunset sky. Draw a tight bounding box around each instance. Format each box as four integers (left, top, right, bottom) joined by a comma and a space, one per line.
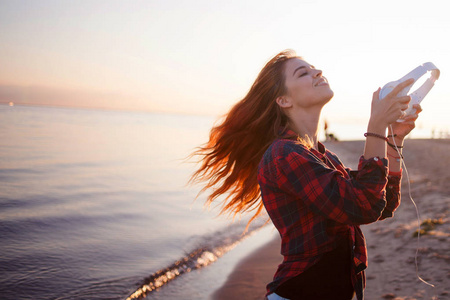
0, 0, 448, 131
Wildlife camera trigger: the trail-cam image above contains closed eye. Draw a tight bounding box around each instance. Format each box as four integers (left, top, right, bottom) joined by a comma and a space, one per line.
293, 65, 316, 77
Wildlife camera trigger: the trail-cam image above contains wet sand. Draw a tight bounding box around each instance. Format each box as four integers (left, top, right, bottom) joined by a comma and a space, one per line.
212, 139, 450, 300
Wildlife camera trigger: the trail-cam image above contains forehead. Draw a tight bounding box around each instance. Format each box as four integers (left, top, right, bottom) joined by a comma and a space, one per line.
284, 58, 312, 76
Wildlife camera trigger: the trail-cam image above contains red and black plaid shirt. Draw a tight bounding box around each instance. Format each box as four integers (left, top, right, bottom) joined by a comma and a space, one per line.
258, 129, 401, 300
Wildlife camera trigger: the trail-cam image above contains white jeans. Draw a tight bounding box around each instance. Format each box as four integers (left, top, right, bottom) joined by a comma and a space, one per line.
267, 293, 290, 300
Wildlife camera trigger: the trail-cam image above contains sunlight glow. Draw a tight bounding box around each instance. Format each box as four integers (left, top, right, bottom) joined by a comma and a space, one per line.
0, 0, 448, 137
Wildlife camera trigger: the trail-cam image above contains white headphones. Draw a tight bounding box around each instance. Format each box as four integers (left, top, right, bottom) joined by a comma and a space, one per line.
379, 62, 440, 121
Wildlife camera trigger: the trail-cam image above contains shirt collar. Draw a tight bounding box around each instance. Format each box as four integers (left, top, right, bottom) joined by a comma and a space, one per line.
279, 127, 326, 155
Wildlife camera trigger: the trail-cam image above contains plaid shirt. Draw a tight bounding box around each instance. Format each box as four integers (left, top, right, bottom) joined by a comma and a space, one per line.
258, 130, 401, 300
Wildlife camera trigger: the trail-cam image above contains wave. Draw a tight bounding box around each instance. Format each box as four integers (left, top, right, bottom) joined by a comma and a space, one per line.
125, 218, 268, 300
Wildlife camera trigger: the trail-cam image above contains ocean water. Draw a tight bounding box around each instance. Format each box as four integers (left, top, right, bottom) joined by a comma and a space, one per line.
0, 105, 271, 300
1, 104, 438, 300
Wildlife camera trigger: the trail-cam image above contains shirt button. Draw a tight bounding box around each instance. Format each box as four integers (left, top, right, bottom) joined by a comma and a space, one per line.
374, 157, 379, 161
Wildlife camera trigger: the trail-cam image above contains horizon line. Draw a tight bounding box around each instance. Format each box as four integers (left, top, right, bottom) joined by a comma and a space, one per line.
0, 101, 220, 118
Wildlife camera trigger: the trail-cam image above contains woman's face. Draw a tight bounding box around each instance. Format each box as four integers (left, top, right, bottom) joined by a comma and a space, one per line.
282, 58, 334, 109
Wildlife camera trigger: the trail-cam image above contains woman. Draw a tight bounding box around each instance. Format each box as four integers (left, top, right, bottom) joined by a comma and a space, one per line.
190, 50, 421, 300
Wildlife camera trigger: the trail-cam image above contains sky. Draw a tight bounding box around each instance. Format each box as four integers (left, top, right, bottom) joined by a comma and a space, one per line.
0, 0, 449, 134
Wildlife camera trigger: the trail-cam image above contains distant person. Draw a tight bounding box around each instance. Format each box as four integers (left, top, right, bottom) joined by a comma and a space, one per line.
190, 50, 421, 300
328, 132, 339, 142
324, 120, 338, 142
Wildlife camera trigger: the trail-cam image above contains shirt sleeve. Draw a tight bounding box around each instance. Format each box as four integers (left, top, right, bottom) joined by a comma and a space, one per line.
265, 140, 389, 225
379, 171, 402, 219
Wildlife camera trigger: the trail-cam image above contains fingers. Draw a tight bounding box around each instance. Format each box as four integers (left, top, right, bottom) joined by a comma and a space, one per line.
399, 111, 407, 119
394, 95, 411, 117
372, 87, 381, 101
403, 104, 423, 120
402, 106, 422, 122
403, 114, 418, 121
399, 95, 411, 103
398, 95, 411, 108
389, 78, 414, 97
401, 119, 416, 128
413, 104, 423, 113
371, 80, 418, 127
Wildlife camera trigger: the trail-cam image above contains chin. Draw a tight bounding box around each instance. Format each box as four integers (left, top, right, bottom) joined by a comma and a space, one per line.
322, 89, 334, 104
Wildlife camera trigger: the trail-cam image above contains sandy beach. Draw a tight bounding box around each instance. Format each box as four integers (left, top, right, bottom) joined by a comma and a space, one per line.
212, 139, 450, 300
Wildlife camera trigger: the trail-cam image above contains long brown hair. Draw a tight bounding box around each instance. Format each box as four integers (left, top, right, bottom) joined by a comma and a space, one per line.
189, 50, 299, 226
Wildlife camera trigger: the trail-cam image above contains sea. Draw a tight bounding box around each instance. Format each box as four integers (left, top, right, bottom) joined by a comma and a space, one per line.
0, 104, 284, 300
0, 104, 436, 300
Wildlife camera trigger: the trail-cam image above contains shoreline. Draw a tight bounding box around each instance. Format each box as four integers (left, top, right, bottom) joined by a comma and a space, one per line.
211, 139, 449, 300
211, 235, 281, 300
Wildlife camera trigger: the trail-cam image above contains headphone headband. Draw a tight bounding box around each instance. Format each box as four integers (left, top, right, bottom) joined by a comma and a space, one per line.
379, 62, 440, 121
380, 62, 440, 102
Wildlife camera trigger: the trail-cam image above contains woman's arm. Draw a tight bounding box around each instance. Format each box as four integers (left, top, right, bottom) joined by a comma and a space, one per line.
363, 79, 414, 160
263, 141, 389, 225
379, 105, 422, 218
386, 104, 422, 171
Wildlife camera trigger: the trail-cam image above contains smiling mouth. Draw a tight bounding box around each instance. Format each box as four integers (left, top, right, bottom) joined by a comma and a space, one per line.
315, 78, 329, 87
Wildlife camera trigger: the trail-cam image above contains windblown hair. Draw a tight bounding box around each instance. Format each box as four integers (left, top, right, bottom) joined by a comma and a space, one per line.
189, 50, 300, 226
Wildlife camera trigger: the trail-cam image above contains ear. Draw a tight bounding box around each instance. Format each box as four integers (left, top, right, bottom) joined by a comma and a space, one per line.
276, 96, 292, 109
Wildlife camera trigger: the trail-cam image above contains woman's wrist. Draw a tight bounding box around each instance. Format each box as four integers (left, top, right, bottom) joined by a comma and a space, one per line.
387, 145, 402, 155
367, 119, 387, 136
364, 121, 388, 160
386, 140, 403, 172
387, 132, 404, 144
387, 135, 404, 148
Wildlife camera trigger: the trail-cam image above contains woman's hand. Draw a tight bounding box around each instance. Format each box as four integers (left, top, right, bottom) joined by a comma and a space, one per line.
389, 104, 422, 141
368, 79, 414, 131
364, 79, 415, 161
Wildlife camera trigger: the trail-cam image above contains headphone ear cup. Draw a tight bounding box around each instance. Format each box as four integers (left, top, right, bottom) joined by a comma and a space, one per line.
379, 80, 410, 100
379, 62, 439, 102
379, 82, 395, 100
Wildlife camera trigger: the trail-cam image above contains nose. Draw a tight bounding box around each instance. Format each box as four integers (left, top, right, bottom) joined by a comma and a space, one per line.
313, 69, 323, 77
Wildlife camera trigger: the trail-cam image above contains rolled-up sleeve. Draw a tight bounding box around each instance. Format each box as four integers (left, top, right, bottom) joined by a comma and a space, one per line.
379, 171, 402, 219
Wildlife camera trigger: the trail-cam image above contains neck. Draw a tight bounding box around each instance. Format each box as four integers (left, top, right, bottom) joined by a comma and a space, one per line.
287, 106, 322, 148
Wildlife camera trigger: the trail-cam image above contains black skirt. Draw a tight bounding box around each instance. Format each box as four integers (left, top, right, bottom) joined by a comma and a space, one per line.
274, 236, 355, 300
